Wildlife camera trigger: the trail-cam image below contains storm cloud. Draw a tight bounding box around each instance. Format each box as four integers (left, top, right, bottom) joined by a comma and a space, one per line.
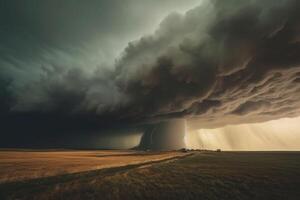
1, 0, 300, 137
114, 0, 300, 129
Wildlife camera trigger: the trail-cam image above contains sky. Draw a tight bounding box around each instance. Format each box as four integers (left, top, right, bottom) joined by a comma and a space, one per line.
1, 0, 300, 149
186, 117, 300, 151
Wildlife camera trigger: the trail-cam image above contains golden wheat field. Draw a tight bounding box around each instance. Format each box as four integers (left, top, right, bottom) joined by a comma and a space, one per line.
0, 149, 185, 183
1, 151, 300, 200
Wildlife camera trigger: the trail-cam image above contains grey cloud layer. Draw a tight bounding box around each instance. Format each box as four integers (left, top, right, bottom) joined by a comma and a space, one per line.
115, 0, 300, 128
0, 0, 199, 113
1, 0, 300, 129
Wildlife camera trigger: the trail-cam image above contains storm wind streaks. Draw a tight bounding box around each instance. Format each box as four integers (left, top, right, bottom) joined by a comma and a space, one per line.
1, 0, 300, 134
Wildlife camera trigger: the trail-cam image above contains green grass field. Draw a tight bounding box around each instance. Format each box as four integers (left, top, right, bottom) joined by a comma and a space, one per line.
1, 151, 300, 200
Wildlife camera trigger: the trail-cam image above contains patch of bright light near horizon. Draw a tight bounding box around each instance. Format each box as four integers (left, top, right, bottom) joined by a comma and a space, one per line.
185, 117, 300, 151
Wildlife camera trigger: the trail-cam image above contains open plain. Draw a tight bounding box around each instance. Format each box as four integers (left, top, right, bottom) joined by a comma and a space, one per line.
1, 150, 300, 200
0, 149, 186, 183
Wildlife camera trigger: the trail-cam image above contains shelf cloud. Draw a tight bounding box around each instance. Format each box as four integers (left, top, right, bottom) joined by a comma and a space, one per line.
1, 0, 300, 144
115, 0, 300, 128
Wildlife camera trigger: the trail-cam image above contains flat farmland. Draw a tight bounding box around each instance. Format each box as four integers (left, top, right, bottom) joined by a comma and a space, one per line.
0, 149, 186, 183
1, 151, 300, 200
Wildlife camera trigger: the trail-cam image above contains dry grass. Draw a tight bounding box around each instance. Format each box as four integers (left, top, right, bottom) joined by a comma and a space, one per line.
0, 149, 185, 183
1, 151, 300, 200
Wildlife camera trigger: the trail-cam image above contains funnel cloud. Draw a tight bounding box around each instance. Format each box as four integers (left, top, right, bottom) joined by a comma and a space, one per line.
136, 119, 186, 151
1, 0, 300, 148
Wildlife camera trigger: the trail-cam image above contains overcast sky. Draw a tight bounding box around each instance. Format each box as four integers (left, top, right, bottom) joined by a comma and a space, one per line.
1, 0, 300, 148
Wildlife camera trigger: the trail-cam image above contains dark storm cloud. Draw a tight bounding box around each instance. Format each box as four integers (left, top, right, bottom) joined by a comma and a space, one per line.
114, 0, 300, 129
0, 0, 201, 147
0, 0, 200, 115
1, 0, 300, 141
